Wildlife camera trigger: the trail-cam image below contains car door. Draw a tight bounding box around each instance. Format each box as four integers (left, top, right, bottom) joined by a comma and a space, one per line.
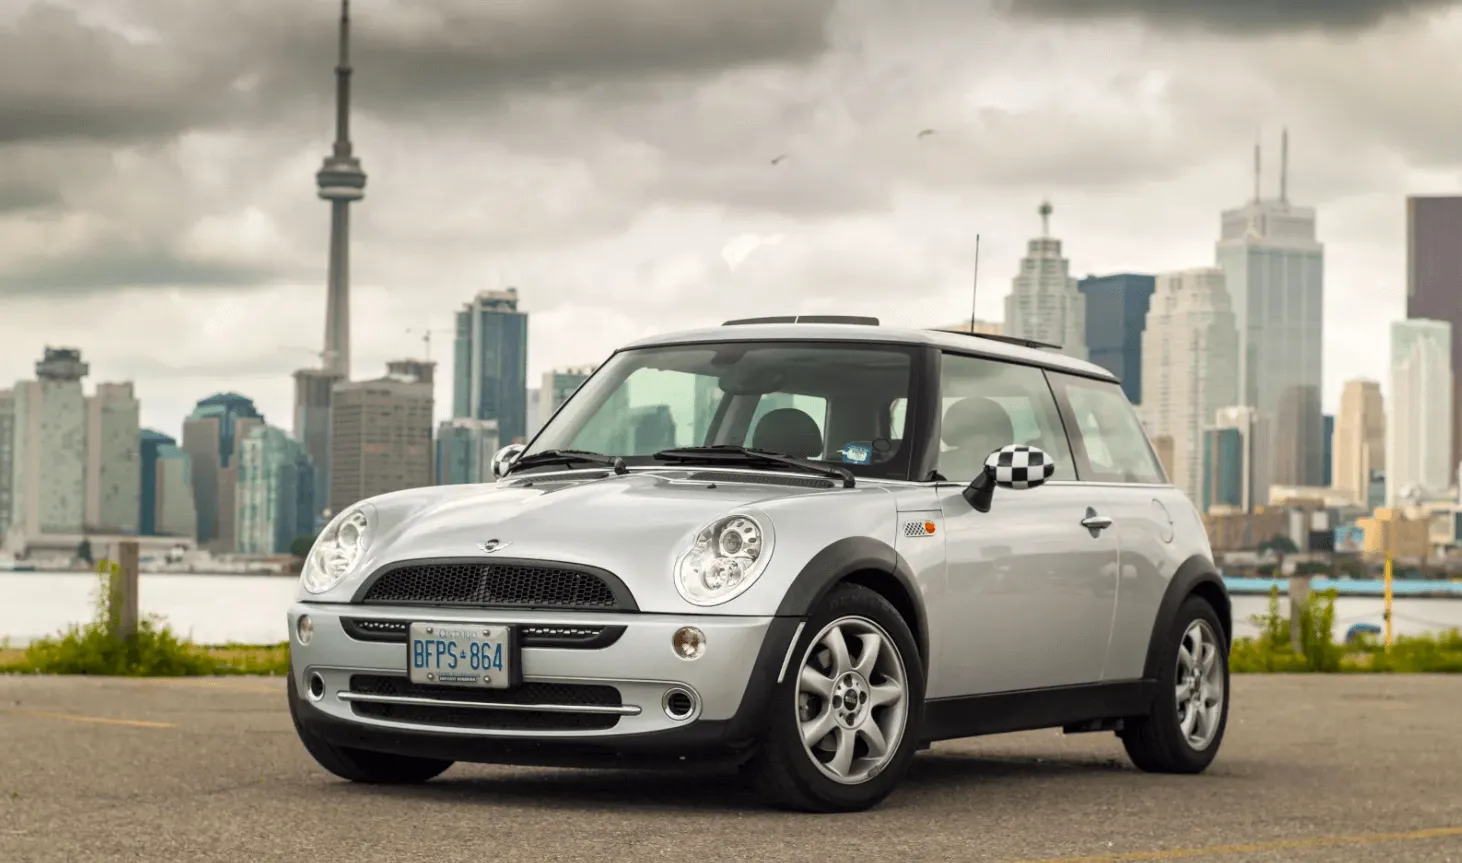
932, 351, 1120, 697
1047, 372, 1176, 682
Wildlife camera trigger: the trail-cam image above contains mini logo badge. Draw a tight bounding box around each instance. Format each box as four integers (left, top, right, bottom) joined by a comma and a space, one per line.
477, 539, 509, 553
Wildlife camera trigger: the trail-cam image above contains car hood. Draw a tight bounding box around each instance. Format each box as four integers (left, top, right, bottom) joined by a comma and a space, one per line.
345, 469, 891, 612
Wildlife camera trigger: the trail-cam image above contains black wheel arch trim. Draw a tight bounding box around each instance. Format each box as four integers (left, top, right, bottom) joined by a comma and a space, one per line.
1142, 555, 1232, 680
773, 536, 930, 667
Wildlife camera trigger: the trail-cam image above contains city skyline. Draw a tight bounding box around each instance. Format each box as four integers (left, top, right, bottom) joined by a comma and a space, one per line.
2, 1, 1458, 438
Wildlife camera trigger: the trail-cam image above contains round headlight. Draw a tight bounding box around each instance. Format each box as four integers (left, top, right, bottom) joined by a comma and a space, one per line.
674, 513, 774, 606
300, 504, 376, 595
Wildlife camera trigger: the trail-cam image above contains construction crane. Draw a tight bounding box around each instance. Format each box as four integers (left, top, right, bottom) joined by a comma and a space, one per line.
406, 327, 453, 363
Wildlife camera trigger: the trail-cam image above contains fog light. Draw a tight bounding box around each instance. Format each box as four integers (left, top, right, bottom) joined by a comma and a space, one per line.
296, 615, 314, 646
672, 627, 706, 660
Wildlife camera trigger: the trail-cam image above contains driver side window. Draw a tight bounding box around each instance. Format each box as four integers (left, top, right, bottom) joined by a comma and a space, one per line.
935, 353, 1076, 483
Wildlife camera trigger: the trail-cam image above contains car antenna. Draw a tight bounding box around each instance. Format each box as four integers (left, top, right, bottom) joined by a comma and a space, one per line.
969, 233, 981, 333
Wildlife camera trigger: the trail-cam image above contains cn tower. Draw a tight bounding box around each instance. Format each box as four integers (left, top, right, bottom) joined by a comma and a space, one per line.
293, 0, 365, 522
315, 0, 365, 378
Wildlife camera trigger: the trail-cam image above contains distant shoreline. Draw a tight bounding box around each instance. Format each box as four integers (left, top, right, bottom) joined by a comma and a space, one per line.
5, 568, 1462, 597
0, 568, 295, 577
1222, 575, 1462, 599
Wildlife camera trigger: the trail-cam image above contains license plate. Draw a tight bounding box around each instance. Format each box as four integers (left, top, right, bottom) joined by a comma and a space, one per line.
408, 622, 515, 689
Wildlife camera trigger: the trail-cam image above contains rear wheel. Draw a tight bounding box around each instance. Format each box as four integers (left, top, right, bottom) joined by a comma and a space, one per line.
745, 584, 925, 812
288, 672, 454, 784
1119, 594, 1229, 774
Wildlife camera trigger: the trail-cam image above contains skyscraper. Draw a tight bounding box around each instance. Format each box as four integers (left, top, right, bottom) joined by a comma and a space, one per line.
1332, 379, 1384, 507
1076, 273, 1155, 404
84, 382, 140, 534
1139, 268, 1240, 504
182, 393, 264, 551
153, 442, 196, 539
330, 361, 435, 513
1404, 195, 1462, 471
1387, 319, 1453, 505
293, 369, 340, 520
1215, 130, 1325, 497
1004, 202, 1086, 359
454, 289, 529, 443
7, 349, 89, 543
435, 418, 499, 485
1202, 406, 1259, 513
538, 367, 594, 430
236, 426, 316, 555
291, 0, 365, 518
1322, 415, 1334, 487
138, 429, 175, 535
0, 389, 13, 545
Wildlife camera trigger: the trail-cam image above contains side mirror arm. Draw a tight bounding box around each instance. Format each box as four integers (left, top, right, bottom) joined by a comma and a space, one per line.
962, 468, 996, 513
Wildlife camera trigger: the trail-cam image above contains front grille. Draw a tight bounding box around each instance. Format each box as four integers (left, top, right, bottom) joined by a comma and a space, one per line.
341, 618, 625, 649
346, 674, 621, 731
360, 561, 629, 610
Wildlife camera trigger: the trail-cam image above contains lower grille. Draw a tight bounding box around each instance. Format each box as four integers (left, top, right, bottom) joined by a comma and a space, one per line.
345, 674, 623, 732
341, 618, 625, 649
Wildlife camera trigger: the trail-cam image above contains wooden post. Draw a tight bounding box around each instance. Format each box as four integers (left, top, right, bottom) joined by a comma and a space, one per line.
117, 540, 139, 640
1289, 572, 1312, 654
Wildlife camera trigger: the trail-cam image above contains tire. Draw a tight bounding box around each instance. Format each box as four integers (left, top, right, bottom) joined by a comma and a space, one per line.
1120, 594, 1230, 774
744, 584, 926, 812
288, 672, 454, 784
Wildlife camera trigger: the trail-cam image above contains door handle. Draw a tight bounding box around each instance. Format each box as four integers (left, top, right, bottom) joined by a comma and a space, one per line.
1081, 514, 1112, 530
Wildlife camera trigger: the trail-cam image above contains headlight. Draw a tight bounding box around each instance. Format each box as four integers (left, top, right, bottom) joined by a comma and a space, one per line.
300, 503, 376, 595
674, 513, 774, 606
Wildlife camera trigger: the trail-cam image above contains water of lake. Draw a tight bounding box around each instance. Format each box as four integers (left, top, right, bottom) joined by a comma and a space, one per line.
2, 572, 1460, 648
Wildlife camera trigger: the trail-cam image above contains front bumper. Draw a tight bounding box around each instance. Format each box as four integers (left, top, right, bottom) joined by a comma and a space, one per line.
287, 603, 802, 765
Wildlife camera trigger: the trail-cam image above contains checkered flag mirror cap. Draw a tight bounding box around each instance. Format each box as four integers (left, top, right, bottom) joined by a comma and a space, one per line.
983, 445, 1056, 490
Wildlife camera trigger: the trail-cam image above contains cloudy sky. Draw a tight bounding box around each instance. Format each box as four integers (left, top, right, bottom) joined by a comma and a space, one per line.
2, 0, 1460, 437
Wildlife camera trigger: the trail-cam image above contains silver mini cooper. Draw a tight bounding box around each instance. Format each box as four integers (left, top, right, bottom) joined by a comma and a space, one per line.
287, 317, 1231, 812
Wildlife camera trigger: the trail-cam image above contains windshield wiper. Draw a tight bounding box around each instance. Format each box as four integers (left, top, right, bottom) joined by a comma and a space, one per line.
652, 445, 855, 488
508, 449, 627, 475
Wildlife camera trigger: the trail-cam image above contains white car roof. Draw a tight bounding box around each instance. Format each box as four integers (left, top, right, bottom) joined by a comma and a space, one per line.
620, 319, 1119, 382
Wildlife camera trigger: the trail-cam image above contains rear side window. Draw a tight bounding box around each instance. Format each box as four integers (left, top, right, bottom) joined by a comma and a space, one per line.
1048, 373, 1167, 484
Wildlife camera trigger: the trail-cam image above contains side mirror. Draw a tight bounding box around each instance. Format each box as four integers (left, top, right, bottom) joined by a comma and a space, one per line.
491, 443, 527, 479
962, 445, 1056, 513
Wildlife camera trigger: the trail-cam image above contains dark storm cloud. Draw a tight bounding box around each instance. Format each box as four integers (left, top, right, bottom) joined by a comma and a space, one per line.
0, 0, 836, 145
0, 248, 288, 296
1005, 0, 1462, 33
0, 178, 61, 213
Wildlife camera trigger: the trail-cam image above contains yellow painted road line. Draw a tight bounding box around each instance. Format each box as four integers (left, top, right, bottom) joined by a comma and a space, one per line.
0, 709, 177, 729
1009, 825, 1462, 862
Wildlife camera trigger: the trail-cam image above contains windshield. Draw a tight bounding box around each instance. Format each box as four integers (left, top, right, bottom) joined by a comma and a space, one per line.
523, 340, 920, 480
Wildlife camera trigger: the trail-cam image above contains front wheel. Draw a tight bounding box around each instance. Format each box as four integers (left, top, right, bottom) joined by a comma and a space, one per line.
1119, 594, 1230, 774
288, 672, 454, 785
744, 584, 926, 812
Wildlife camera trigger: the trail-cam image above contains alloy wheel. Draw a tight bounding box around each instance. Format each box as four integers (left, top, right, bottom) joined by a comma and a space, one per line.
1175, 618, 1225, 751
794, 616, 909, 785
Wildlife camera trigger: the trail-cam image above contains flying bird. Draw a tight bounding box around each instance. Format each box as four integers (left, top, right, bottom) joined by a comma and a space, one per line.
771, 154, 789, 165
916, 128, 937, 139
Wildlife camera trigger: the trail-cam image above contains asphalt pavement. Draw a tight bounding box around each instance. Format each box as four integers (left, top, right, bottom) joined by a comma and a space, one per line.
1, 674, 1460, 863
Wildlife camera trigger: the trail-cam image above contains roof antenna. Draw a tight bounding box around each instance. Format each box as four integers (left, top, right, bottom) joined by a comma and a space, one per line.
1279, 127, 1289, 204
969, 234, 981, 334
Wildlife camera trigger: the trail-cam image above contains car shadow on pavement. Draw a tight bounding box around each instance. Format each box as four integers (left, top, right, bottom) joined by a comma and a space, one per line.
316, 750, 1138, 814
